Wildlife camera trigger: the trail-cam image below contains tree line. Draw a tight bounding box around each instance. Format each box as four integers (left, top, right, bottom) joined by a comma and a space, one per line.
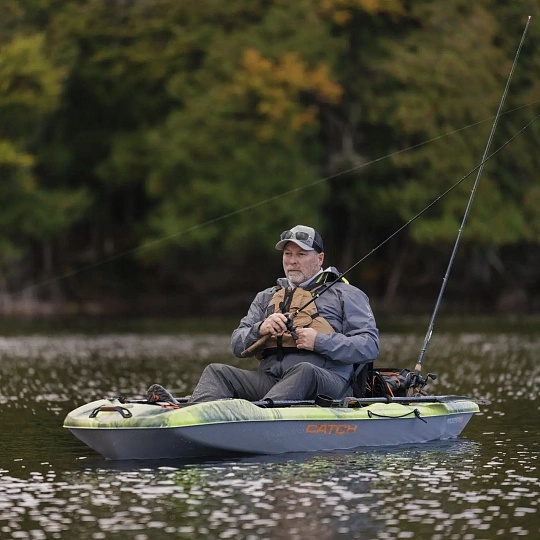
1, 0, 539, 317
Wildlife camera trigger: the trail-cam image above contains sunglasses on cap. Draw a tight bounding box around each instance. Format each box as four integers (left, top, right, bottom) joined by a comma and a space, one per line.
280, 230, 323, 252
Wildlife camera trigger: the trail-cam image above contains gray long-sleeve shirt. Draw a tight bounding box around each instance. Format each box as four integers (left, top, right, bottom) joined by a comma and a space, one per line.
231, 268, 379, 381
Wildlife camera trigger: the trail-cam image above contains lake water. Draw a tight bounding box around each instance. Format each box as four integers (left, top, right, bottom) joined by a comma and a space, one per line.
0, 322, 538, 539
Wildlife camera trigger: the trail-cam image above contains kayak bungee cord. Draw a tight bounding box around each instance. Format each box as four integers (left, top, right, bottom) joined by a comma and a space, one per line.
408, 15, 532, 397
10, 98, 540, 298
240, 110, 540, 357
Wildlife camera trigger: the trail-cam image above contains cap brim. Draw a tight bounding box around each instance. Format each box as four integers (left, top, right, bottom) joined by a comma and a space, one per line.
275, 239, 314, 251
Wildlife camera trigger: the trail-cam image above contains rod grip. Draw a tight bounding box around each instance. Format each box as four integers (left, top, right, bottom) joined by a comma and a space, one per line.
240, 334, 271, 357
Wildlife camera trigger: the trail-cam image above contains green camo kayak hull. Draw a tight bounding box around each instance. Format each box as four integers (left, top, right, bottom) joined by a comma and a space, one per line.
64, 397, 480, 460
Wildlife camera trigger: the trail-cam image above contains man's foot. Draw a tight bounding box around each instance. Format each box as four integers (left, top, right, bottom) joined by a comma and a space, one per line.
146, 384, 180, 405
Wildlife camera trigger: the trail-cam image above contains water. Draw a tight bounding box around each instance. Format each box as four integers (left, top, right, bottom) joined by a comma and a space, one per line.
0, 326, 538, 539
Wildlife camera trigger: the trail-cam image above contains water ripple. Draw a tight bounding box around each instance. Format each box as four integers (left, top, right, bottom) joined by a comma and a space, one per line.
0, 331, 538, 539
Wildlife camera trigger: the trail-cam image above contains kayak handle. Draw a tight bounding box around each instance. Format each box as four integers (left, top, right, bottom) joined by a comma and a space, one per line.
89, 405, 132, 419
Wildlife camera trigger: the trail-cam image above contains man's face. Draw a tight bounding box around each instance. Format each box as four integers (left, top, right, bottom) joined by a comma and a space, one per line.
282, 242, 324, 286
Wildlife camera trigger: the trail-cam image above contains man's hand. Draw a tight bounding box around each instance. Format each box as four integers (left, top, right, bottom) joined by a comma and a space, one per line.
295, 327, 317, 351
259, 313, 288, 336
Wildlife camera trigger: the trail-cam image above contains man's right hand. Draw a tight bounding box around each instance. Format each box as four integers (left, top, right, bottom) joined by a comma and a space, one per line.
259, 313, 288, 336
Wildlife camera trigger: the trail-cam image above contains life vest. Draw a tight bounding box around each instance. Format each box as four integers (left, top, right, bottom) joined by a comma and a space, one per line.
261, 283, 335, 356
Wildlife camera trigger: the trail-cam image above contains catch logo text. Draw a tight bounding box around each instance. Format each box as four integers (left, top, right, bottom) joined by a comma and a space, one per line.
305, 423, 358, 435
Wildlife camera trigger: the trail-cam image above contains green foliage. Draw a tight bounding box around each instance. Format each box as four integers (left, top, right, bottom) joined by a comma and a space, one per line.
361, 0, 540, 247
61, 0, 348, 257
0, 28, 89, 264
0, 33, 66, 127
1, 0, 540, 303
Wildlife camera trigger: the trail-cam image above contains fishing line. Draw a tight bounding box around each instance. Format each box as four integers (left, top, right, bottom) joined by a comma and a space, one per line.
409, 15, 532, 395
10, 98, 540, 298
241, 111, 540, 357
327, 113, 540, 278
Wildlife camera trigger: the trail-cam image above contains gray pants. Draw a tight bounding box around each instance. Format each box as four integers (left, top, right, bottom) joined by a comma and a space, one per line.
188, 362, 351, 403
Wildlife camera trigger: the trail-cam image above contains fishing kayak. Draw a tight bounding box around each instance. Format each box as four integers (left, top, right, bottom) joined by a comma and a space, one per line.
64, 396, 480, 460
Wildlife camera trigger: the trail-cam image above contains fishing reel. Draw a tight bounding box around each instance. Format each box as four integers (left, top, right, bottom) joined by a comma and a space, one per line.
407, 371, 437, 396
285, 316, 299, 340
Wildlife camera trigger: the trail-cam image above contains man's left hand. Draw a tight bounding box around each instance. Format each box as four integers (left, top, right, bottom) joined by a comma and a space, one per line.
295, 327, 317, 351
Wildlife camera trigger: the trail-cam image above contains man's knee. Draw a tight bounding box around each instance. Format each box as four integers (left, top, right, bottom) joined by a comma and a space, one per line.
283, 362, 318, 379
190, 363, 239, 403
203, 363, 238, 375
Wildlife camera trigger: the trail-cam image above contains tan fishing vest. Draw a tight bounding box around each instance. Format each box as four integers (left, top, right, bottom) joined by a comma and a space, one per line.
262, 286, 335, 352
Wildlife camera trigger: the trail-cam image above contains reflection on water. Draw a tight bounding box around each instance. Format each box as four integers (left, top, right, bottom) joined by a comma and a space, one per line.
0, 330, 539, 539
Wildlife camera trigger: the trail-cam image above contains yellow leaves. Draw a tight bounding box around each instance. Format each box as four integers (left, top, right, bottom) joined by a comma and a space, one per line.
291, 106, 318, 131
232, 48, 342, 141
309, 64, 342, 104
239, 49, 341, 104
315, 0, 404, 25
242, 48, 273, 74
356, 0, 402, 15
333, 10, 352, 25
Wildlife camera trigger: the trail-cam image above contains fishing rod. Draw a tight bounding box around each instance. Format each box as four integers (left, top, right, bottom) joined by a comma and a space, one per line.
122, 394, 490, 408
240, 110, 539, 358
408, 15, 532, 396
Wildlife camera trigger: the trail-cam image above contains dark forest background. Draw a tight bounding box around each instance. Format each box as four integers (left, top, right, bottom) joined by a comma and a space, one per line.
1, 0, 539, 320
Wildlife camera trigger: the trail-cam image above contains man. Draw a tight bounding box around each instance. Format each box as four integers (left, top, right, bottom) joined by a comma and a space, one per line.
183, 224, 379, 403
